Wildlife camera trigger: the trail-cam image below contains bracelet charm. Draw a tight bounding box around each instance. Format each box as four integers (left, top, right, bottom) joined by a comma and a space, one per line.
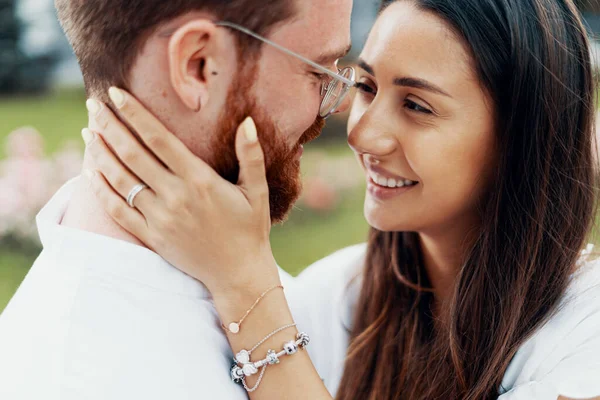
266, 349, 280, 365
230, 331, 311, 392
228, 322, 240, 334
221, 285, 284, 335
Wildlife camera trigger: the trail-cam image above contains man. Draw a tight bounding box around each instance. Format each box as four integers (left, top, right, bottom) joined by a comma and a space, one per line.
0, 0, 352, 398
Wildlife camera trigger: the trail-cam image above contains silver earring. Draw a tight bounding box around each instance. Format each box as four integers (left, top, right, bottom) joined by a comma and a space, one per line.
195, 97, 202, 112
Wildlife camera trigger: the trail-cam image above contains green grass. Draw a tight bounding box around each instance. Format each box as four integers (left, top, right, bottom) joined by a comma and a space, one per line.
0, 252, 36, 311
271, 186, 369, 276
0, 88, 87, 157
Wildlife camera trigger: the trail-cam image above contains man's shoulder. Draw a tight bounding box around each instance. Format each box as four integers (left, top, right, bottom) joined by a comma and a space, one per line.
0, 248, 248, 399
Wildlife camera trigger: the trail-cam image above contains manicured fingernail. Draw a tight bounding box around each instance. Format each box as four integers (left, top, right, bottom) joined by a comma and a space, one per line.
243, 117, 257, 143
86, 99, 101, 115
83, 169, 96, 180
81, 128, 95, 145
108, 87, 126, 108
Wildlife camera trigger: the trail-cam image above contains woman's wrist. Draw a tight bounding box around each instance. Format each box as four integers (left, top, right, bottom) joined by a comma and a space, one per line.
208, 255, 282, 315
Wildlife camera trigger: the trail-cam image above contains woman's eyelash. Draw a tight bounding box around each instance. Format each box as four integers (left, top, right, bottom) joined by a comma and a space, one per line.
356, 82, 376, 94
404, 100, 433, 115
356, 82, 434, 115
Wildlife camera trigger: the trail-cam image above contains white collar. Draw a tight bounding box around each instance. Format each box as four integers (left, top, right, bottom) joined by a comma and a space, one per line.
36, 177, 210, 299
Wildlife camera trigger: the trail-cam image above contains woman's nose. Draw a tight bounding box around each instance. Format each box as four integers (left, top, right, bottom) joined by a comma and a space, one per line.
348, 113, 397, 157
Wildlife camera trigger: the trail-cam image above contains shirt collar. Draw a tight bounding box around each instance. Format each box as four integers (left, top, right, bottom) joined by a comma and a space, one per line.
36, 177, 210, 299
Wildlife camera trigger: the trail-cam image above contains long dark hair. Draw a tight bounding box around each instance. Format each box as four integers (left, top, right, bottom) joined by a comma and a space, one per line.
336, 0, 598, 398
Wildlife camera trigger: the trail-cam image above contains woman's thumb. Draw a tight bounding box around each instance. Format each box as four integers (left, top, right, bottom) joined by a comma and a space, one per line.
235, 117, 269, 203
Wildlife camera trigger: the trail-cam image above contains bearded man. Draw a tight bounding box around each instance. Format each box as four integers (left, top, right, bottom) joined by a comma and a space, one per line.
0, 0, 352, 398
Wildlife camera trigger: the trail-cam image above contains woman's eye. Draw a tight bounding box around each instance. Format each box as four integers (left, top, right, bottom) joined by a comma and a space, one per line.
356, 82, 376, 95
404, 99, 433, 115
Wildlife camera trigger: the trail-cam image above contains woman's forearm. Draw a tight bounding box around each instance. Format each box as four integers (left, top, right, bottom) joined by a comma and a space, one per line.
212, 277, 332, 400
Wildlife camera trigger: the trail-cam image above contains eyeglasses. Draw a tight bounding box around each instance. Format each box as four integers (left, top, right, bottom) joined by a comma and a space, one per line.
215, 21, 356, 118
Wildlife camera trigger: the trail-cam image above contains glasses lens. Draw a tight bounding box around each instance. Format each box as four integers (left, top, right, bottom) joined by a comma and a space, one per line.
319, 67, 354, 118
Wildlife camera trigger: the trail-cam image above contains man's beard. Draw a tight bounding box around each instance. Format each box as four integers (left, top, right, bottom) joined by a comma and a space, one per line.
208, 73, 325, 223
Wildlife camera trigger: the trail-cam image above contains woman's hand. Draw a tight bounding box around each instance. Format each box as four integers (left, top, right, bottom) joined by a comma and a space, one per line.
84, 87, 332, 400
83, 87, 280, 298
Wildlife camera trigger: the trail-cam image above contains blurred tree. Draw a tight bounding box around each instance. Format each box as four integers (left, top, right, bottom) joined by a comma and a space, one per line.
0, 0, 57, 95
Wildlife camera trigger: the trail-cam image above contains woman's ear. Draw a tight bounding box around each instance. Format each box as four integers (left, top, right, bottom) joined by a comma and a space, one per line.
168, 20, 219, 112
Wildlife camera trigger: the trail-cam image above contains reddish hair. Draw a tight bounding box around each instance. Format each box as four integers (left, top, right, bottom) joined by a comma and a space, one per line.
55, 0, 295, 100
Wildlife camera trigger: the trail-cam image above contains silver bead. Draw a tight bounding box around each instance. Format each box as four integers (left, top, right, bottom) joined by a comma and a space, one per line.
242, 363, 258, 376
266, 349, 280, 365
296, 332, 310, 348
230, 364, 244, 384
283, 340, 299, 355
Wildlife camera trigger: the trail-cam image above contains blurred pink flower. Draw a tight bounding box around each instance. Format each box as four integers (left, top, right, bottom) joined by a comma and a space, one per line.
6, 127, 44, 159
0, 127, 83, 244
53, 140, 84, 184
301, 177, 339, 212
0, 178, 21, 236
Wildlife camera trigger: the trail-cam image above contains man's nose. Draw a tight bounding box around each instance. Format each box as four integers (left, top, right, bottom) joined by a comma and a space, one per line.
330, 92, 353, 116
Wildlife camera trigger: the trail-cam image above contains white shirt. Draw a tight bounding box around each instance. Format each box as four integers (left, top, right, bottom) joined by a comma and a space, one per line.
0, 179, 251, 399
290, 244, 600, 400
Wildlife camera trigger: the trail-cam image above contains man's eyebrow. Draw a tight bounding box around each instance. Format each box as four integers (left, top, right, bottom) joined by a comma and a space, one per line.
358, 58, 452, 98
314, 43, 352, 65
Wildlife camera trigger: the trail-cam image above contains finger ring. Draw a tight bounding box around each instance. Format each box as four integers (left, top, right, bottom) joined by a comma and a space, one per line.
127, 183, 149, 208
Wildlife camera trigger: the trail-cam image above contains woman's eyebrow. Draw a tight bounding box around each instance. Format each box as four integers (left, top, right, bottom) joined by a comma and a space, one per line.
358, 59, 374, 75
393, 77, 453, 98
358, 58, 452, 99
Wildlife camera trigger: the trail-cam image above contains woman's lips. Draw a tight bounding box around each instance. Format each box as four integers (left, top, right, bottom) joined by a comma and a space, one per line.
366, 175, 419, 201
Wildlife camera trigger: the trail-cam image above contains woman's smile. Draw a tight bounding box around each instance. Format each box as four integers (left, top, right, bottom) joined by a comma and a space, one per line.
365, 163, 419, 201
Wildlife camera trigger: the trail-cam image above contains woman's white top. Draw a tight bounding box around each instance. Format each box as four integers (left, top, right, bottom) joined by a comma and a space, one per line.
289, 243, 600, 399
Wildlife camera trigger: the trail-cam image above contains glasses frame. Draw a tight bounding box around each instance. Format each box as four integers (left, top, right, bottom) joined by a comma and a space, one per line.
215, 21, 356, 118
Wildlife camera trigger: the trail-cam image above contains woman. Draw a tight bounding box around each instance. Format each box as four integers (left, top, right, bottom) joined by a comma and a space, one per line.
82, 0, 600, 398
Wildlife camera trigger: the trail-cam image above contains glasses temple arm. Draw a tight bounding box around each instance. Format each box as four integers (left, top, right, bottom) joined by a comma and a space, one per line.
215, 21, 355, 87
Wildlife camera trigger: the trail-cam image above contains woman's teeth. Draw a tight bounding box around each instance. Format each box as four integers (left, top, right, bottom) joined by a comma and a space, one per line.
370, 172, 417, 188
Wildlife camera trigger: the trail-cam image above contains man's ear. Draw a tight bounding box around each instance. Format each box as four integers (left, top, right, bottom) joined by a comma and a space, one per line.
168, 20, 219, 112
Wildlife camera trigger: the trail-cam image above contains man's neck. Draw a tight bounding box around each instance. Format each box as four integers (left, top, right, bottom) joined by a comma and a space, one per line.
61, 152, 145, 248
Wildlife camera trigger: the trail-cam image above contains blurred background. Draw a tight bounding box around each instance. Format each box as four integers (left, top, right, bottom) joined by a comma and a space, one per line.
0, 0, 598, 312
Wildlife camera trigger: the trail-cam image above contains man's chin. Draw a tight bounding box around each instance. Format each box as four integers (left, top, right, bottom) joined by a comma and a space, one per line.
267, 119, 325, 223
267, 163, 302, 224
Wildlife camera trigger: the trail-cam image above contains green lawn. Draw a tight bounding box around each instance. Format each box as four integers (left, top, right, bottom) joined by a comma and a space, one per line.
0, 88, 88, 157
0, 88, 368, 312
0, 253, 36, 311
271, 186, 369, 276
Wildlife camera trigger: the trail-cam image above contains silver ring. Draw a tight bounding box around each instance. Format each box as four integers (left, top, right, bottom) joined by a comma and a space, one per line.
126, 183, 149, 208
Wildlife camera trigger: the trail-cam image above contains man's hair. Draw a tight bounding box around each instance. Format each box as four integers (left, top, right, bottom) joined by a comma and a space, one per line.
55, 0, 295, 100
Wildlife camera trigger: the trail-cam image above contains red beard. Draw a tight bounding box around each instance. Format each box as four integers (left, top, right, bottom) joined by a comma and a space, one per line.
208, 73, 325, 223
